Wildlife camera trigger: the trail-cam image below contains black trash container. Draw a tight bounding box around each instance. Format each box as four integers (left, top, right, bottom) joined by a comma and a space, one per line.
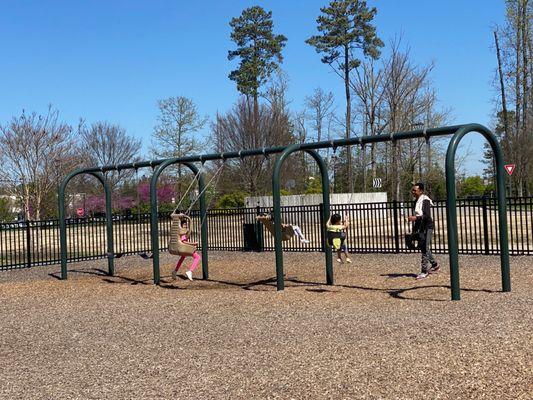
243, 223, 260, 251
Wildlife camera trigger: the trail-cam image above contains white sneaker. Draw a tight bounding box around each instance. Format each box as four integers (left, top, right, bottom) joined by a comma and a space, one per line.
416, 272, 429, 280
346, 258, 352, 263
301, 239, 310, 244
185, 270, 193, 281
336, 258, 343, 263
171, 270, 177, 280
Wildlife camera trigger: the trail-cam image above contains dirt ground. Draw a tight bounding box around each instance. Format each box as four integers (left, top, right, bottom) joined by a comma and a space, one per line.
1, 251, 532, 399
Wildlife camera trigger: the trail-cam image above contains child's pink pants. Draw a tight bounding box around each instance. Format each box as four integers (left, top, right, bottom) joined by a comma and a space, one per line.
174, 252, 201, 272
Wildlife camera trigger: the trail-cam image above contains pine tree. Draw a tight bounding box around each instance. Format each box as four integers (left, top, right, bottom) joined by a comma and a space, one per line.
306, 0, 383, 192
228, 6, 287, 131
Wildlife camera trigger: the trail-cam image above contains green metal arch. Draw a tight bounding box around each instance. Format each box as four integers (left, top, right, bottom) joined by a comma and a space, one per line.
149, 159, 207, 285
272, 145, 332, 291
445, 123, 510, 300
55, 123, 512, 302
59, 170, 114, 279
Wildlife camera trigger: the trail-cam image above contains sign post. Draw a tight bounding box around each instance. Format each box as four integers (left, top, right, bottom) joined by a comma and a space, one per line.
504, 164, 515, 197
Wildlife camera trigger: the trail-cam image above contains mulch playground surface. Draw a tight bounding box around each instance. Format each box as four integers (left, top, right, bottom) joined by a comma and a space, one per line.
1, 251, 531, 399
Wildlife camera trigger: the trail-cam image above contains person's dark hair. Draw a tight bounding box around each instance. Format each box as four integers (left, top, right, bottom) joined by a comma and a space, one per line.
330, 213, 342, 224
414, 182, 425, 192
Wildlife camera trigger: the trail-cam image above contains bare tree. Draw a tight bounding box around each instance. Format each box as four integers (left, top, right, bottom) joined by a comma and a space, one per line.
293, 110, 308, 144
151, 96, 207, 159
151, 96, 207, 196
77, 121, 142, 191
494, 29, 510, 140
491, 0, 532, 196
305, 88, 335, 143
0, 106, 78, 220
345, 37, 449, 200
381, 38, 435, 200
351, 60, 386, 189
212, 77, 295, 195
302, 88, 336, 180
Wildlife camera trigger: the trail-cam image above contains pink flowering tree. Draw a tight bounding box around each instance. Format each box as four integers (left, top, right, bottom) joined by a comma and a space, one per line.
138, 182, 176, 204
114, 195, 135, 211
85, 195, 105, 214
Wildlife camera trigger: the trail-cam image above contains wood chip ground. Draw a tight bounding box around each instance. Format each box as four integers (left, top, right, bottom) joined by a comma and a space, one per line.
1, 252, 532, 399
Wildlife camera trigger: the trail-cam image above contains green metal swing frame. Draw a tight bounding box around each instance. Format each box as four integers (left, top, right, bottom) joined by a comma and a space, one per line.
58, 123, 511, 300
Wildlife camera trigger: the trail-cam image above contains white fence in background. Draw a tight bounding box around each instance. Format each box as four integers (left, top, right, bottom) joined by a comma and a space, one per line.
245, 192, 388, 207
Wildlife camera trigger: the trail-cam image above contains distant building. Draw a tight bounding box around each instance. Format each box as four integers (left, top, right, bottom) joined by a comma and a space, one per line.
0, 194, 22, 214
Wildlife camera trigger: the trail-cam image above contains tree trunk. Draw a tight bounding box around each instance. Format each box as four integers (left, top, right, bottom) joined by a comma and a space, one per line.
35, 198, 41, 221
514, 3, 522, 198
494, 31, 510, 139
426, 139, 431, 182
361, 144, 367, 191
371, 143, 376, 181
178, 132, 182, 200
520, 0, 528, 197
24, 185, 31, 220
391, 141, 397, 200
344, 44, 353, 193
395, 142, 401, 201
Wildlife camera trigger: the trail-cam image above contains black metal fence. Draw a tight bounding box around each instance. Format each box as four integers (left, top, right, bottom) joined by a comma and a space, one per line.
1, 197, 532, 271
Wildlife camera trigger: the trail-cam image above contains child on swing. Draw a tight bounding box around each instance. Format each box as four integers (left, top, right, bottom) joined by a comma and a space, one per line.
326, 213, 352, 264
258, 211, 310, 243
171, 218, 200, 281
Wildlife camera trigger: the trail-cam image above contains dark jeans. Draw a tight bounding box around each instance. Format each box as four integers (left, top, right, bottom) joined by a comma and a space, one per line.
420, 229, 437, 273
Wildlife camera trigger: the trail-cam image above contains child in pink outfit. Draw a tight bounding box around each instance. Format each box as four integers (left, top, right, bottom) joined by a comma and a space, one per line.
171, 227, 200, 282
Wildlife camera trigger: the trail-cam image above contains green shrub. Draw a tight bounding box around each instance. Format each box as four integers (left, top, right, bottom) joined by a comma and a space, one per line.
216, 191, 247, 209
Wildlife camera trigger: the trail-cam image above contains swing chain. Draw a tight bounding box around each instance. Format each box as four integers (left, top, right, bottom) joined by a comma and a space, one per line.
185, 161, 225, 216
195, 161, 226, 228
172, 164, 204, 214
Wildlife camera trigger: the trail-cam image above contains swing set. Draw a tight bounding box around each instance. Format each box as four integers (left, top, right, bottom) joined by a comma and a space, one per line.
58, 123, 511, 301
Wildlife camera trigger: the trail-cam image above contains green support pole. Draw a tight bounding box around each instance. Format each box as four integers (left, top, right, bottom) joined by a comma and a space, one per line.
444, 153, 461, 300
149, 160, 206, 285
272, 145, 332, 290
272, 159, 285, 291
58, 176, 70, 279
102, 173, 114, 276
58, 170, 113, 279
149, 167, 161, 284
307, 151, 332, 285
445, 124, 510, 301
197, 170, 208, 280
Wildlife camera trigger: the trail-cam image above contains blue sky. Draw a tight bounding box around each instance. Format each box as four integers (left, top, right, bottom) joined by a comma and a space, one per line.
0, 0, 506, 175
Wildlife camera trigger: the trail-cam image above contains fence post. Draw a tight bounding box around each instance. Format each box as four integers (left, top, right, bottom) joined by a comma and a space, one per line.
26, 220, 32, 269
255, 206, 264, 251
482, 196, 490, 255
319, 203, 325, 252
393, 200, 400, 253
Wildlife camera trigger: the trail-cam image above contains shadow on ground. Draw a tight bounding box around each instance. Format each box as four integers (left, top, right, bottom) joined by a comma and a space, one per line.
51, 267, 501, 302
